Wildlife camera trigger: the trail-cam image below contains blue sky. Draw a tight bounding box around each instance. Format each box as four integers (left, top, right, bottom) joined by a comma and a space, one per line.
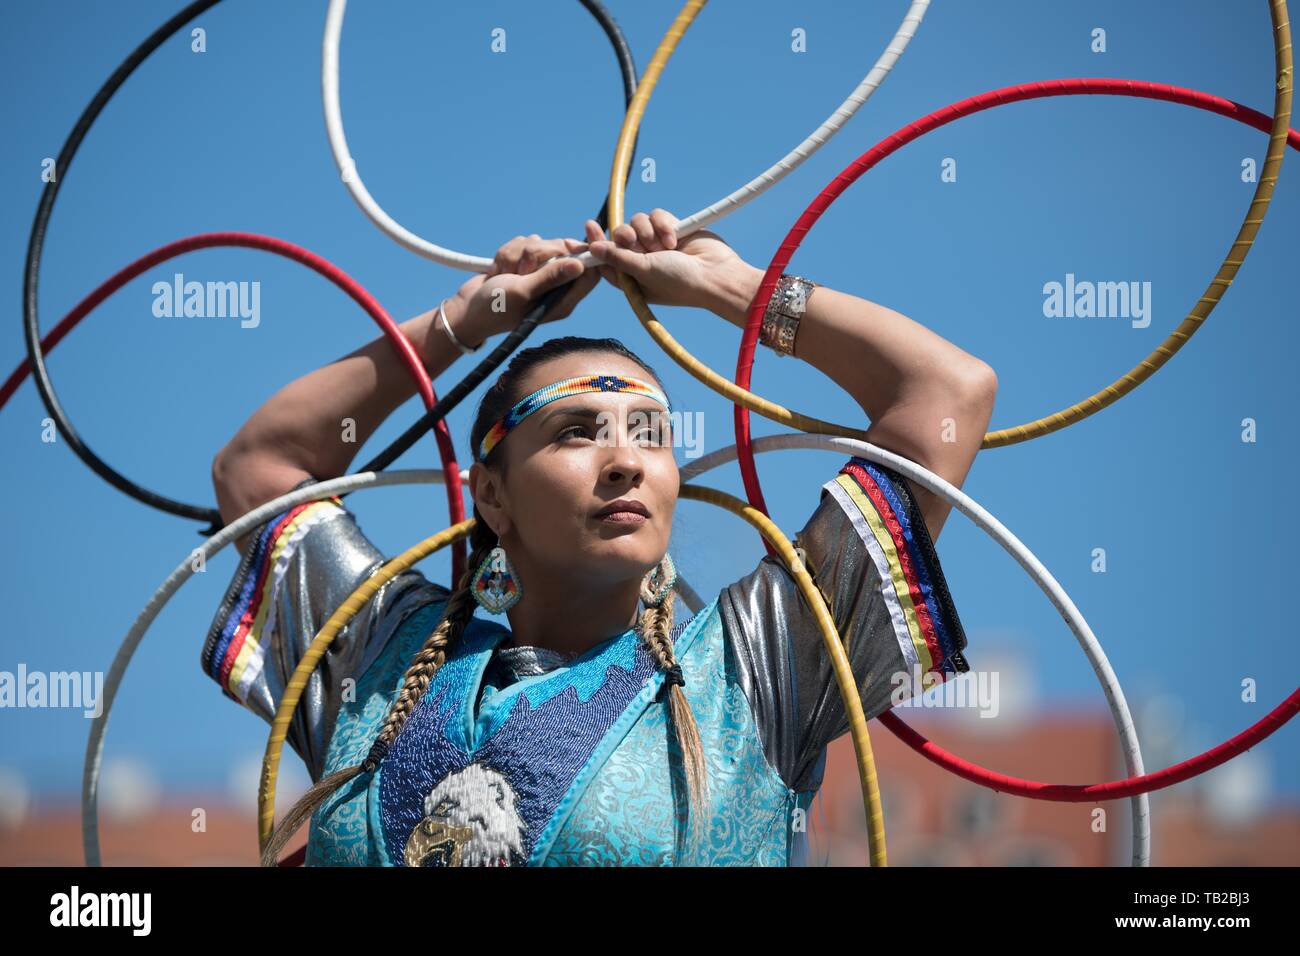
1, 0, 1296, 826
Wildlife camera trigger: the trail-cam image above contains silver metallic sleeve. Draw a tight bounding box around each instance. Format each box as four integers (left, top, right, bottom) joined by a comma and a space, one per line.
201, 480, 450, 781
718, 458, 969, 793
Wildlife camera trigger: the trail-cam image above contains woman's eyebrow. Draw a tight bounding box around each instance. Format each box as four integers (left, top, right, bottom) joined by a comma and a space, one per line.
541, 403, 668, 423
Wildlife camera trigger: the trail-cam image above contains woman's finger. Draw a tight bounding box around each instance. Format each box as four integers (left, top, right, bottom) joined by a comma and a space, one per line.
610, 222, 639, 249
560, 238, 605, 280
517, 255, 585, 300
587, 240, 652, 280
492, 235, 528, 275
518, 238, 574, 275
649, 208, 678, 250
537, 237, 571, 256
517, 247, 542, 275
582, 222, 617, 283
552, 259, 602, 318
629, 212, 658, 251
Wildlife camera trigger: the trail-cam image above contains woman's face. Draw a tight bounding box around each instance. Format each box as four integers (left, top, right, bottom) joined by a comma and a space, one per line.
470, 353, 679, 587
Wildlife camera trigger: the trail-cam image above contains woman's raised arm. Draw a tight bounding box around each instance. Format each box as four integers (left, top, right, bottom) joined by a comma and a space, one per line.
212, 235, 600, 551
586, 210, 997, 542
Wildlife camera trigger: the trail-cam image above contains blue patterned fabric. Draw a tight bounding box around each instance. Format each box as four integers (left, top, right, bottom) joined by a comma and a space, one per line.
545, 607, 813, 866
307, 596, 811, 866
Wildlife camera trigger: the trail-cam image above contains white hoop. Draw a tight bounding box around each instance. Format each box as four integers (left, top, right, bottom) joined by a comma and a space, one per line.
321, 0, 932, 271
680, 433, 1150, 866
88, 431, 1149, 866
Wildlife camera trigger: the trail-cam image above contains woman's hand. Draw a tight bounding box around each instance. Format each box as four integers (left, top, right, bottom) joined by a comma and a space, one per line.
447, 233, 601, 343
584, 209, 761, 320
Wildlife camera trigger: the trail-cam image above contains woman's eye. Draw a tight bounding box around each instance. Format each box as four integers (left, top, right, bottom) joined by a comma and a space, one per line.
638, 421, 674, 446
557, 422, 671, 446
557, 424, 591, 441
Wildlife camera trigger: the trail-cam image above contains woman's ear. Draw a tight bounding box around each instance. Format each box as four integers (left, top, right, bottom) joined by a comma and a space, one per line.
468, 461, 511, 538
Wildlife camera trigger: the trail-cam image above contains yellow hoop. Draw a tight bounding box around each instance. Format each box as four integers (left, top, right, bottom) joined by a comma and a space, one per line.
259, 483, 888, 866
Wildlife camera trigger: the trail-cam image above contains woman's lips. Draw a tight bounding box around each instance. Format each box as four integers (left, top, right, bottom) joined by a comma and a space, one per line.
596, 511, 647, 525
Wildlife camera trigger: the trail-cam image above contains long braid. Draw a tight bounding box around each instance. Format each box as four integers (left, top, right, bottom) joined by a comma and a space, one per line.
637, 583, 710, 846
259, 521, 496, 867
371, 563, 481, 753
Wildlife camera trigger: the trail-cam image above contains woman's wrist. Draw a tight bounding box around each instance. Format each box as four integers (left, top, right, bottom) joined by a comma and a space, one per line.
703, 262, 765, 329
441, 294, 495, 351
416, 294, 495, 366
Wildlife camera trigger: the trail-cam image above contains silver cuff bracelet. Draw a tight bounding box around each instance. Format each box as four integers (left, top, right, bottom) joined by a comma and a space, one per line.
759, 274, 816, 358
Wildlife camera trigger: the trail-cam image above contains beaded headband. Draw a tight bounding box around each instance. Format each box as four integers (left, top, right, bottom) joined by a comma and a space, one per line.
478, 373, 671, 462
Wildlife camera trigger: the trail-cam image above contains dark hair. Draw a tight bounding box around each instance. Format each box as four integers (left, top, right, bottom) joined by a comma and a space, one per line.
260, 336, 707, 866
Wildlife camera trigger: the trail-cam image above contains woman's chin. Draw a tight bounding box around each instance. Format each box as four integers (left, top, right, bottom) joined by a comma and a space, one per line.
578, 537, 663, 575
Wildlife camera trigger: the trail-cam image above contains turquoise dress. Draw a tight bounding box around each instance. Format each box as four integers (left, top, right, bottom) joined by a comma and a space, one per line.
201, 457, 969, 866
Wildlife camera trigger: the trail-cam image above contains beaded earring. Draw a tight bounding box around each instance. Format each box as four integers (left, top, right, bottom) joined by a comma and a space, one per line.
639, 553, 677, 609
471, 545, 523, 614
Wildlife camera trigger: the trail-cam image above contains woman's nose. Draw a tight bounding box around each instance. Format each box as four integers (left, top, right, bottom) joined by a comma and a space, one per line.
599, 439, 645, 485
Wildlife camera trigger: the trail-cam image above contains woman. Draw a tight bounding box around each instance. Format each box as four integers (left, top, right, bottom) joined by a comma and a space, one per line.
206, 210, 997, 866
